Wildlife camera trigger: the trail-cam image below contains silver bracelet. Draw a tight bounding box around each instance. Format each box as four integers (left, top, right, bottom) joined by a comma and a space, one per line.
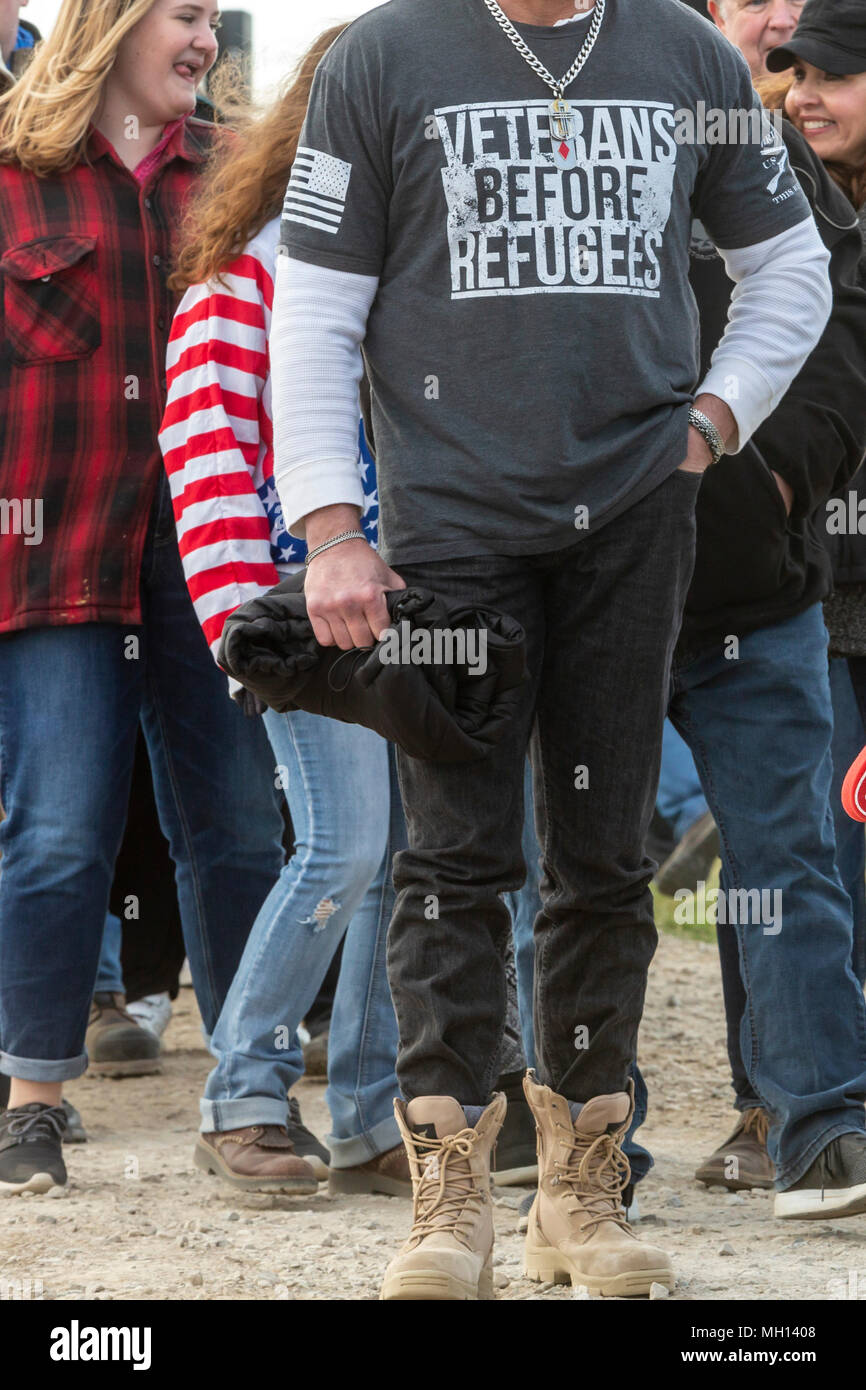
688, 407, 726, 467
304, 529, 367, 568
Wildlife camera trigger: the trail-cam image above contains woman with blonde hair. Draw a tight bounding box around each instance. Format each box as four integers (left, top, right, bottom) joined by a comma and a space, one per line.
0, 0, 285, 1194
160, 26, 410, 1199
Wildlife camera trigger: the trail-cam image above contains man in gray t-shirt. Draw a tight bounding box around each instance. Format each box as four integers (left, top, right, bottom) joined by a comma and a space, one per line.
270, 0, 830, 1300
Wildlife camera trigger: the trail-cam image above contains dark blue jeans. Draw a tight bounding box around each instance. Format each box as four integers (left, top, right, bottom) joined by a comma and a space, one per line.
670, 605, 866, 1189
656, 719, 708, 841
0, 477, 284, 1080
388, 467, 701, 1106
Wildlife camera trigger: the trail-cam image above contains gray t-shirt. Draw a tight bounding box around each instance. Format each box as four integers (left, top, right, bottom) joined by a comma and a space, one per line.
282, 0, 810, 564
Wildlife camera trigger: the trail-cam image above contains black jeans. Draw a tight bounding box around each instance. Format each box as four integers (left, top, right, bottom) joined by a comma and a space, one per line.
388, 467, 701, 1104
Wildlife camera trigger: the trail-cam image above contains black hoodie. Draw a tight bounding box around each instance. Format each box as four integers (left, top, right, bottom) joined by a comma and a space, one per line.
679, 120, 866, 652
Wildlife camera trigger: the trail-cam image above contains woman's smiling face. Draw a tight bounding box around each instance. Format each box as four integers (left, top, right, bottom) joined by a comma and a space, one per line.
785, 59, 866, 169
110, 0, 221, 126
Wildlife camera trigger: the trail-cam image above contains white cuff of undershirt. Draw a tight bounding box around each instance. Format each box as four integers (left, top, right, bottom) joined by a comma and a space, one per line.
697, 216, 831, 452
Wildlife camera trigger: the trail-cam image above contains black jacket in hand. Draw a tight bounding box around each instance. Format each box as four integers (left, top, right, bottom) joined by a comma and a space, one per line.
218, 573, 528, 763
681, 120, 866, 651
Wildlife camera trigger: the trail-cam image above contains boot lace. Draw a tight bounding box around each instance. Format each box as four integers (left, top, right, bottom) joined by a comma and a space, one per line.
741, 1108, 769, 1145
553, 1124, 632, 1237
407, 1126, 483, 1250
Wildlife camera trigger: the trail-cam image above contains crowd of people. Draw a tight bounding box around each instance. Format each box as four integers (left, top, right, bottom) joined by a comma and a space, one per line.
1, 0, 866, 1301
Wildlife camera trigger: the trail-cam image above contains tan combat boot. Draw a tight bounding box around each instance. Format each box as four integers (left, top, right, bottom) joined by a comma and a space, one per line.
380, 1093, 506, 1301
523, 1073, 674, 1297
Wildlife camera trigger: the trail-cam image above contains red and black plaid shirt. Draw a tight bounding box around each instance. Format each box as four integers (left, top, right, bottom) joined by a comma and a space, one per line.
0, 117, 220, 634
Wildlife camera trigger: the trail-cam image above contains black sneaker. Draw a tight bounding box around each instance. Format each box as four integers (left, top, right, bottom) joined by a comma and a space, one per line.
775, 1132, 866, 1220
0, 1082, 85, 1143
0, 1103, 68, 1194
286, 1095, 329, 1181
62, 1098, 88, 1144
493, 1071, 538, 1186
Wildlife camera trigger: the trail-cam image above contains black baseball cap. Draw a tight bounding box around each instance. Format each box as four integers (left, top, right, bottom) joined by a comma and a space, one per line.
766, 0, 866, 75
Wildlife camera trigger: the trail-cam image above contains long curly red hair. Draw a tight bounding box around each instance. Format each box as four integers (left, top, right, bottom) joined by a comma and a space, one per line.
170, 24, 347, 293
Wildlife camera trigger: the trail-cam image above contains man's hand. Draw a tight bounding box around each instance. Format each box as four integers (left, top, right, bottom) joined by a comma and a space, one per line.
677, 392, 739, 475
303, 503, 406, 650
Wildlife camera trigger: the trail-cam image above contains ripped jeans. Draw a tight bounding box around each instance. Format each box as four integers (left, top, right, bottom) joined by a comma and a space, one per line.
200, 710, 405, 1167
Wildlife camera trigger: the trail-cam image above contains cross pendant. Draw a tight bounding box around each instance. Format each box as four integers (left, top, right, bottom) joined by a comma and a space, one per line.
549, 97, 578, 170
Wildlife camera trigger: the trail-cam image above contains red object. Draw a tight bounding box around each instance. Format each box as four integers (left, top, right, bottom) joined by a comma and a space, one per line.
0, 118, 220, 635
842, 745, 866, 821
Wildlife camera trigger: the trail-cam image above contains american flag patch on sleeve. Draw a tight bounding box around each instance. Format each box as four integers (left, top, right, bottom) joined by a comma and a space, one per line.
282, 147, 352, 236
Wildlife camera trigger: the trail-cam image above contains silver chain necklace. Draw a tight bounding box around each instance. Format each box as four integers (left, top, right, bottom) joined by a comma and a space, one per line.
481, 0, 606, 169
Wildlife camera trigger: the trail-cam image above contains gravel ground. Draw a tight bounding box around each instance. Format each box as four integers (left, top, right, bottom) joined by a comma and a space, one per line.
2, 928, 864, 1302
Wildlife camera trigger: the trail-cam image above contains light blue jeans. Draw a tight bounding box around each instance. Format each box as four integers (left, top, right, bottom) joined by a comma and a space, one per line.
201, 710, 404, 1167
656, 719, 708, 842
95, 914, 124, 995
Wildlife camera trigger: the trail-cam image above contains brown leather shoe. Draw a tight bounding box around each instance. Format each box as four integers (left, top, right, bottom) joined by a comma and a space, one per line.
328, 1144, 412, 1197
194, 1125, 318, 1193
86, 992, 161, 1078
694, 1108, 775, 1190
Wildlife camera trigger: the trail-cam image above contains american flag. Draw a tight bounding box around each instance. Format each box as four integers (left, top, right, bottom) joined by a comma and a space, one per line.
282, 146, 352, 236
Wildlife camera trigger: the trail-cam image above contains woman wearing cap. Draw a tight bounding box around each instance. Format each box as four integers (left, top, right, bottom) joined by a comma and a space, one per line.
760, 3, 866, 982
759, 6, 866, 803
764, 0, 866, 208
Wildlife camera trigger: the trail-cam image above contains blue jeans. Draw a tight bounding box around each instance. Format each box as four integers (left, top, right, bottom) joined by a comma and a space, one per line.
711, 655, 866, 1112
656, 719, 708, 841
201, 712, 405, 1167
829, 657, 866, 986
0, 480, 284, 1081
95, 914, 125, 995
670, 605, 866, 1188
